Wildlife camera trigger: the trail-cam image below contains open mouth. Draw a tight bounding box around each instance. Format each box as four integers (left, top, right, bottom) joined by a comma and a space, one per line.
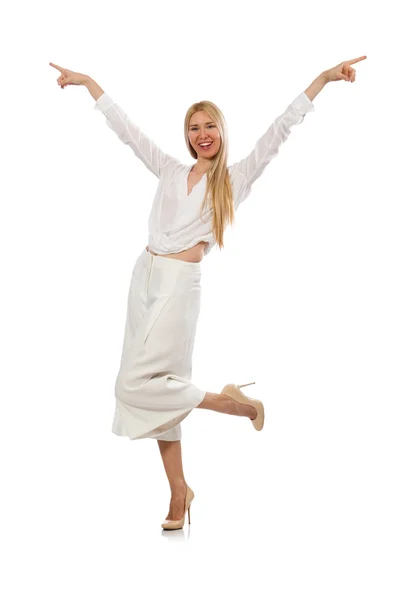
199, 142, 213, 150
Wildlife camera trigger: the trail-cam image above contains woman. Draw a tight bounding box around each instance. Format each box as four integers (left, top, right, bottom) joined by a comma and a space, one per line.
49, 56, 366, 530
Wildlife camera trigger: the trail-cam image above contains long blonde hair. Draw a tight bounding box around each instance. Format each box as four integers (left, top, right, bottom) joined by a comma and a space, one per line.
184, 100, 235, 250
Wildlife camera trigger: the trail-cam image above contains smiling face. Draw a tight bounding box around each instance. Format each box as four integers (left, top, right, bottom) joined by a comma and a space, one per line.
188, 110, 221, 160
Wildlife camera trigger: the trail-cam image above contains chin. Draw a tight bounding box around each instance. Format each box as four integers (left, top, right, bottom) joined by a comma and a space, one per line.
200, 150, 218, 157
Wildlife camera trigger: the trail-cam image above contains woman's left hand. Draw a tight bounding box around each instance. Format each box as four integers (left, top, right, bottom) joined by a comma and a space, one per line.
323, 55, 367, 83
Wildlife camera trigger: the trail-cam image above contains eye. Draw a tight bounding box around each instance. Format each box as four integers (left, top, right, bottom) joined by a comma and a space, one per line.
190, 125, 216, 130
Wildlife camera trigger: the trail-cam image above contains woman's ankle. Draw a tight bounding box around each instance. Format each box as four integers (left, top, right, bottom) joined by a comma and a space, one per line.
170, 479, 187, 495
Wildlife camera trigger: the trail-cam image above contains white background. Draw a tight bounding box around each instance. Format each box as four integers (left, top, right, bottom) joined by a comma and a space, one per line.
1, 0, 396, 598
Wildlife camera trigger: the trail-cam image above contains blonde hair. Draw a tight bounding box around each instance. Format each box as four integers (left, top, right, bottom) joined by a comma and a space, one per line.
184, 100, 235, 250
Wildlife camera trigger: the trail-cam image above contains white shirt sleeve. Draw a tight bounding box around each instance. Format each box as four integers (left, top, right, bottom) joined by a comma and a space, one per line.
229, 91, 315, 188
94, 92, 181, 178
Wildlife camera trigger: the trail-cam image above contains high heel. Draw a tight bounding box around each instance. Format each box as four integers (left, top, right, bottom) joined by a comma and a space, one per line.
161, 485, 194, 530
221, 381, 265, 431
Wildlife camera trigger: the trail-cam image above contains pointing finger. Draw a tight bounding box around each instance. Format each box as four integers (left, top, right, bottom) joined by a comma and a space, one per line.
347, 55, 367, 65
49, 62, 65, 73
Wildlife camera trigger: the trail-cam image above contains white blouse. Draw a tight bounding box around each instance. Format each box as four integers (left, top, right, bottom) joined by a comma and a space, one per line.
93, 90, 314, 256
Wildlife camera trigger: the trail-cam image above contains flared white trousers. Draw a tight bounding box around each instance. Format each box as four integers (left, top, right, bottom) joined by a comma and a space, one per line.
112, 247, 207, 442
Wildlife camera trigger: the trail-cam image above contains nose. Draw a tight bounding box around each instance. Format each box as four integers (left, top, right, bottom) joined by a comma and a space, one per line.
198, 133, 211, 143
196, 127, 211, 142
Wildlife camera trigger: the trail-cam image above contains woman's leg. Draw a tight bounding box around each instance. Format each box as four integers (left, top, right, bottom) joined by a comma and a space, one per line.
197, 392, 257, 419
157, 395, 256, 521
157, 440, 188, 521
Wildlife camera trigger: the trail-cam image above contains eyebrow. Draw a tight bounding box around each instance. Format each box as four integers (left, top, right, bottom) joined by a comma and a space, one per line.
189, 122, 215, 127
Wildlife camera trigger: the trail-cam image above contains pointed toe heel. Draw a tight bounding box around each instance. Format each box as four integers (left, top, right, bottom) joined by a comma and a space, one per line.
161, 485, 194, 530
221, 381, 265, 431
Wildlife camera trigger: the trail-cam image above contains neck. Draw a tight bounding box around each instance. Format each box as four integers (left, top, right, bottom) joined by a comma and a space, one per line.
194, 157, 212, 173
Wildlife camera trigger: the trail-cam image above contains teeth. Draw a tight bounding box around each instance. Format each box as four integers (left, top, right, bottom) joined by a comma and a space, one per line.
199, 142, 212, 147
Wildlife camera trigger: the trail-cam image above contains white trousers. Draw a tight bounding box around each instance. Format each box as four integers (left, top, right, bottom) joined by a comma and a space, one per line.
112, 247, 206, 442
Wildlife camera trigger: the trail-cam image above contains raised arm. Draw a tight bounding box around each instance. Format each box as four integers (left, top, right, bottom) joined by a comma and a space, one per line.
229, 90, 315, 188
87, 78, 181, 178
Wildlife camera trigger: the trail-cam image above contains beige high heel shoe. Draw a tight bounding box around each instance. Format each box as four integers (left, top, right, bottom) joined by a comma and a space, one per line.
161, 485, 194, 530
221, 382, 265, 431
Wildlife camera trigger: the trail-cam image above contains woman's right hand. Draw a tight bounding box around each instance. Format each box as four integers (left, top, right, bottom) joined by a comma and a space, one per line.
49, 62, 89, 88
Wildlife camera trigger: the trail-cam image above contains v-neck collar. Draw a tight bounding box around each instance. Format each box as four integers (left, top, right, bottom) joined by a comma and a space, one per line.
186, 165, 207, 198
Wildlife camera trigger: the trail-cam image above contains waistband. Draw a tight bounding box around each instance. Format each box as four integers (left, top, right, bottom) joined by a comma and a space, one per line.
144, 247, 201, 272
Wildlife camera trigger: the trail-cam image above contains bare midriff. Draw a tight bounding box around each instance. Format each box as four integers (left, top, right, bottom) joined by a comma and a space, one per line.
146, 241, 208, 263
